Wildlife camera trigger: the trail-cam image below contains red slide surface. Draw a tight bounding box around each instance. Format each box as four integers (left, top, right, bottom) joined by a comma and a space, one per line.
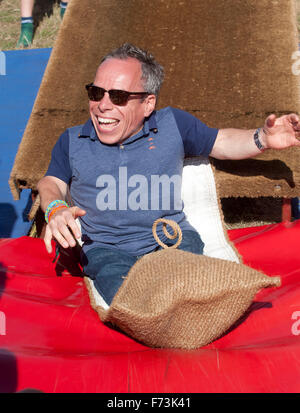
1, 221, 300, 393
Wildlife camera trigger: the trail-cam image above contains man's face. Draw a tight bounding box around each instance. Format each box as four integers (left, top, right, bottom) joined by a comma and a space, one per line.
89, 58, 156, 145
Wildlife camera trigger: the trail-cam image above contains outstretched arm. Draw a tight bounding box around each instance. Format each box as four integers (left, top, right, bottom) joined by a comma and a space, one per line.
210, 113, 300, 160
37, 175, 86, 253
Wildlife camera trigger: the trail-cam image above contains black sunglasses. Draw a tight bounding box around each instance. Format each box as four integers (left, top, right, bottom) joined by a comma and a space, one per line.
85, 83, 149, 106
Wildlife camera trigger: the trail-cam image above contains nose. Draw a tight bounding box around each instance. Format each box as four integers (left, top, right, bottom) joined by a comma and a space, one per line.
97, 91, 113, 111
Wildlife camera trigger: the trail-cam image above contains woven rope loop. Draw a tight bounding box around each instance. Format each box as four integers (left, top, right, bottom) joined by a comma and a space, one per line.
152, 218, 182, 249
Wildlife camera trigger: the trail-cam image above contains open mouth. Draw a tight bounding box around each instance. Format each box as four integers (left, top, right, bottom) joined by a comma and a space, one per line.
96, 116, 119, 130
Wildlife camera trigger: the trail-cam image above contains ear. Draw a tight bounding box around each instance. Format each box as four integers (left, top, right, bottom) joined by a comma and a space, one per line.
143, 94, 156, 117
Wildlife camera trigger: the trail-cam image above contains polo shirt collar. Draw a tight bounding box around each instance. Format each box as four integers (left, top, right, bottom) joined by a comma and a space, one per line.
78, 110, 158, 143
79, 118, 97, 141
124, 110, 158, 145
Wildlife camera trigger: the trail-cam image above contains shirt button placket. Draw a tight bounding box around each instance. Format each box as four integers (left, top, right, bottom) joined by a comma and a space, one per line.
119, 144, 127, 166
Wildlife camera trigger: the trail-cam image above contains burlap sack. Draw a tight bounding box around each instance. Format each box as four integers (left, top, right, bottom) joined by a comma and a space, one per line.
85, 220, 281, 349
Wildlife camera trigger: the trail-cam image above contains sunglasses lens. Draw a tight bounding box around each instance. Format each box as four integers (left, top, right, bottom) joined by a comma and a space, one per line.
87, 86, 105, 101
86, 85, 133, 105
109, 90, 130, 105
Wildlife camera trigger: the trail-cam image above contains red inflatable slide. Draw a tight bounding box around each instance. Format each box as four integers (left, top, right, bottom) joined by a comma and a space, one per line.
1, 221, 300, 393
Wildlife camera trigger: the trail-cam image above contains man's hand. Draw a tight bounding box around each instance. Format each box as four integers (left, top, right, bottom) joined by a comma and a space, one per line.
211, 112, 300, 160
44, 206, 86, 254
261, 113, 300, 150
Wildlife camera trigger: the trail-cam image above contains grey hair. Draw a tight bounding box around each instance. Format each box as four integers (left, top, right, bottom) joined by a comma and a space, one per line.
100, 43, 164, 97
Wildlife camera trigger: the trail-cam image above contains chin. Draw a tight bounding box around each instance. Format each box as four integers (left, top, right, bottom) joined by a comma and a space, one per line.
91, 119, 122, 145
96, 132, 123, 145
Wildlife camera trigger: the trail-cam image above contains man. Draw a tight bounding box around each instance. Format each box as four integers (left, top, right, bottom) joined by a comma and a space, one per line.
37, 43, 300, 305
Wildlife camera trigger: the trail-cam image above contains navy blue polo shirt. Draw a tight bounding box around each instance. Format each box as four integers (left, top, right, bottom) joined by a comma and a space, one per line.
45, 106, 218, 256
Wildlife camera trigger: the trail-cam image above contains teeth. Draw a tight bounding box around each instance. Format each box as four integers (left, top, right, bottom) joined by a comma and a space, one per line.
97, 117, 117, 124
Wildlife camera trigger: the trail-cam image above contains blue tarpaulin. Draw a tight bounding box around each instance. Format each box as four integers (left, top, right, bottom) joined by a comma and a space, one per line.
0, 48, 51, 237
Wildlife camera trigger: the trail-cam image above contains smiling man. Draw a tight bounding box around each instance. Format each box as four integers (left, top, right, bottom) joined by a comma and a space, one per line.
88, 57, 156, 145
37, 43, 300, 305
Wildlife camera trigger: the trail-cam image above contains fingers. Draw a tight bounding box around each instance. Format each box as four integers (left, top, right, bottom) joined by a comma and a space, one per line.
45, 207, 83, 252
44, 224, 53, 254
288, 113, 300, 125
52, 224, 75, 249
67, 218, 82, 240
72, 206, 86, 219
265, 113, 300, 128
265, 114, 276, 128
264, 113, 300, 139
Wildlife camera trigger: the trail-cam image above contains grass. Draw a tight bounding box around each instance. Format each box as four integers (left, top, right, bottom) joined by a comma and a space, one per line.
0, 0, 298, 228
0, 0, 62, 50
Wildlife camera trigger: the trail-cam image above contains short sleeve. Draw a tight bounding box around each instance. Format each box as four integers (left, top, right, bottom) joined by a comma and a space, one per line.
170, 107, 219, 157
45, 130, 72, 184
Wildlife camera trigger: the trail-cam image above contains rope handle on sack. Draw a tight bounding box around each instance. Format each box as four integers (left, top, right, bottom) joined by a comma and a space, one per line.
152, 218, 182, 249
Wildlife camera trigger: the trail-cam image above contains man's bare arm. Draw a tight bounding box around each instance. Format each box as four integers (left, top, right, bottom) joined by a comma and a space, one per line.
37, 175, 68, 211
210, 113, 300, 160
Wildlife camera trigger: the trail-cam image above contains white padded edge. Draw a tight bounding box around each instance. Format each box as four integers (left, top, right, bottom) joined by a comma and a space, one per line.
85, 278, 109, 310
182, 157, 239, 262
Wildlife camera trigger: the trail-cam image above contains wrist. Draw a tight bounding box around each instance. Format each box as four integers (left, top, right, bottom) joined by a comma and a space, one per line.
254, 127, 267, 151
45, 200, 69, 223
47, 205, 68, 223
